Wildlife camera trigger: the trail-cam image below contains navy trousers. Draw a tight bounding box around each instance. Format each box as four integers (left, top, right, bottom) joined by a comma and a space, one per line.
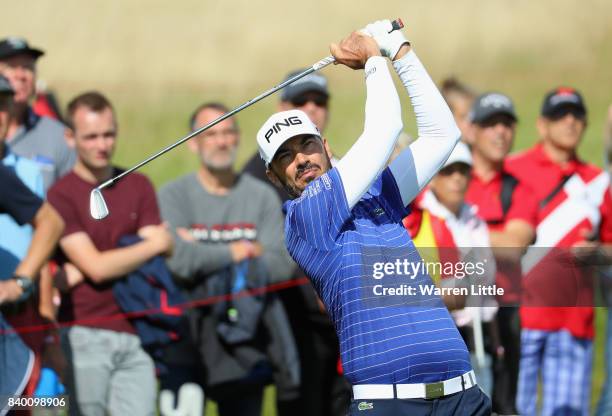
348, 386, 491, 416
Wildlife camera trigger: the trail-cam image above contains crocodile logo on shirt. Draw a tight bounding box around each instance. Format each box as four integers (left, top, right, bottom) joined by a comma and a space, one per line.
373, 208, 385, 217
357, 402, 374, 411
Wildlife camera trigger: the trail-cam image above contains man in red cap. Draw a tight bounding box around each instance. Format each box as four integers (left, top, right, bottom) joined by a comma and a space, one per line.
506, 87, 612, 416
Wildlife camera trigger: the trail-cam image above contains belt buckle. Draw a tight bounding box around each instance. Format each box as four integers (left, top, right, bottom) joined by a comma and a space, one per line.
425, 382, 444, 399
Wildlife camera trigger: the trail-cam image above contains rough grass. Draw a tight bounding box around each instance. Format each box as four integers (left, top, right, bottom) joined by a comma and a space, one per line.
3, 1, 611, 414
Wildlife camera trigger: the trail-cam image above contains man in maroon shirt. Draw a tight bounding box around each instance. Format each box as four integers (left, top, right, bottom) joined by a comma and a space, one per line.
464, 92, 538, 415
47, 92, 173, 416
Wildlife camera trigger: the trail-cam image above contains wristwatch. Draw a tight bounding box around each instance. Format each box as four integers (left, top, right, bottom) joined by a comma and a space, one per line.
13, 275, 35, 302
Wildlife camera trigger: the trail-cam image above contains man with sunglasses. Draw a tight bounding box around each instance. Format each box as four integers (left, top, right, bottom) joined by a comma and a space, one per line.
404, 141, 498, 398
464, 92, 538, 415
243, 70, 331, 201
506, 87, 612, 416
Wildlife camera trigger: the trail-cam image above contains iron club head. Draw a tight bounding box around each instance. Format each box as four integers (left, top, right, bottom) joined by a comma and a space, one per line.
89, 187, 109, 220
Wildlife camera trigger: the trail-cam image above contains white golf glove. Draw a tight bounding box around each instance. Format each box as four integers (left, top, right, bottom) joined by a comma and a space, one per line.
360, 19, 409, 60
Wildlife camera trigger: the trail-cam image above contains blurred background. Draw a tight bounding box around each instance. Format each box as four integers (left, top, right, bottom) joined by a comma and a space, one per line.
4, 0, 611, 413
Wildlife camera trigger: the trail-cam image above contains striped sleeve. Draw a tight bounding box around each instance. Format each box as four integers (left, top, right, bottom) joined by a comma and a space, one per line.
286, 168, 351, 251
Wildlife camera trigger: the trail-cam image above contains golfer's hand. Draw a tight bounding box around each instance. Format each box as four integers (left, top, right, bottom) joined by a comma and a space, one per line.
330, 31, 381, 70
0, 279, 23, 305
360, 19, 410, 61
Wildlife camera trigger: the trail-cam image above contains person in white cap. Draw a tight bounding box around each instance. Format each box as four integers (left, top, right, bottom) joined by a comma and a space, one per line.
257, 21, 491, 415
404, 141, 497, 398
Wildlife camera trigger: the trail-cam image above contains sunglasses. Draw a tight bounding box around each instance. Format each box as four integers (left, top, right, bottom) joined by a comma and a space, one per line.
438, 163, 471, 177
547, 106, 586, 121
478, 114, 516, 129
290, 95, 328, 108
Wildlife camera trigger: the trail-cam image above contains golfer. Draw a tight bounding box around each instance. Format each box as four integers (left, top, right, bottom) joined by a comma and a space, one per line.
257, 21, 491, 415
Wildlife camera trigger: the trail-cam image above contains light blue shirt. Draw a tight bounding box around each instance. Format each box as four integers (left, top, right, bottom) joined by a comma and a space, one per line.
0, 148, 44, 278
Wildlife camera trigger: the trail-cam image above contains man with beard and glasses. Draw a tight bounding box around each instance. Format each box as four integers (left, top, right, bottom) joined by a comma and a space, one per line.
158, 102, 296, 416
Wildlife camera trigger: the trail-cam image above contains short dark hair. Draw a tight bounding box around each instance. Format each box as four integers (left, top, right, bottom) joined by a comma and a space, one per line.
66, 91, 114, 130
189, 102, 236, 131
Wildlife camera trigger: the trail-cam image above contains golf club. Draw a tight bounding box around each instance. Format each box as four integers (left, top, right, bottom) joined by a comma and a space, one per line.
90, 18, 404, 220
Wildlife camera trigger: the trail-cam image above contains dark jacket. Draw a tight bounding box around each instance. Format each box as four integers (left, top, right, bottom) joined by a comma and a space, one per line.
113, 235, 187, 371
0, 313, 33, 410
188, 258, 300, 400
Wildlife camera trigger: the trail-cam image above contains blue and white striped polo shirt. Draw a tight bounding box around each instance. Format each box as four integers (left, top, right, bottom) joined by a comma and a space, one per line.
284, 167, 471, 385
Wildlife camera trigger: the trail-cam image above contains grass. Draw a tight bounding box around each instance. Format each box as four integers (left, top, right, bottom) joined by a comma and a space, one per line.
3, 1, 611, 414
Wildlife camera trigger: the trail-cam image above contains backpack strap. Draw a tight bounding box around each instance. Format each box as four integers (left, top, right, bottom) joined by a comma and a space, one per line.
539, 174, 573, 209
500, 173, 519, 218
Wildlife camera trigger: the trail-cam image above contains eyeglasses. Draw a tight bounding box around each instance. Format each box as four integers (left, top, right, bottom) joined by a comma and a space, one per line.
290, 95, 328, 108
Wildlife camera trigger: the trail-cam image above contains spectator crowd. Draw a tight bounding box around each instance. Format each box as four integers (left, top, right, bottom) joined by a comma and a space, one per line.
1, 34, 612, 416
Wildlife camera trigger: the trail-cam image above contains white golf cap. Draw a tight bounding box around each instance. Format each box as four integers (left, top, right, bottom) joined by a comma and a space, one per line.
443, 141, 472, 168
257, 109, 321, 166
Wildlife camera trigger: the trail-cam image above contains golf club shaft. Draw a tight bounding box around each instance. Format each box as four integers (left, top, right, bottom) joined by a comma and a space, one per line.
97, 57, 335, 190
98, 18, 404, 190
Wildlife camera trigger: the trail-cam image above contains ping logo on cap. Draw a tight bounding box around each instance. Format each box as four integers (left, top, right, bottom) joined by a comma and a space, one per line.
264, 116, 303, 143
257, 109, 321, 165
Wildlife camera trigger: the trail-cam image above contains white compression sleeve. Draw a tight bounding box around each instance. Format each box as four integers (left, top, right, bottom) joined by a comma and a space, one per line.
336, 56, 403, 209
389, 50, 461, 206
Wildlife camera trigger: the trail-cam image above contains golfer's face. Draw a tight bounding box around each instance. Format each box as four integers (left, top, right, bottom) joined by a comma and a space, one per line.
71, 107, 117, 171
270, 134, 331, 197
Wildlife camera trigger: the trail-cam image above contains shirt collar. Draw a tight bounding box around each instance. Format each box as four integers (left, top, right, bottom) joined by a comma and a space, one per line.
470, 168, 503, 186
420, 188, 470, 222
24, 106, 40, 130
1, 146, 16, 164
8, 106, 40, 145
532, 141, 581, 175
